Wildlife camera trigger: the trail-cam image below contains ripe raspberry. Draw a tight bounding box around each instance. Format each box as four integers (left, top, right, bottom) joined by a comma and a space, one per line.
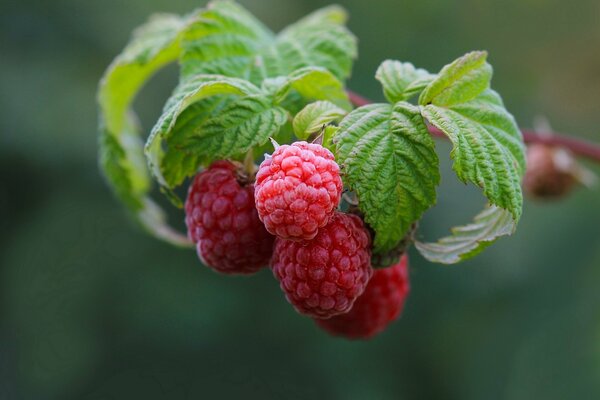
316, 254, 410, 339
185, 161, 274, 275
271, 212, 372, 318
254, 141, 343, 241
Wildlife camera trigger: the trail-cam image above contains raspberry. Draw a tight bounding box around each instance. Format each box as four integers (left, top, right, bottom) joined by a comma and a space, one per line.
271, 212, 372, 318
185, 161, 274, 275
316, 254, 410, 339
254, 141, 343, 241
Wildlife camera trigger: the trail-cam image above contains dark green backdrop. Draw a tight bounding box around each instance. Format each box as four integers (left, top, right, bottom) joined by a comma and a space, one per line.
1, 0, 599, 399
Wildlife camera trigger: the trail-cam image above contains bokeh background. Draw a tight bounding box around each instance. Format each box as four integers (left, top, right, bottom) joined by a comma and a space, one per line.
2, 0, 600, 398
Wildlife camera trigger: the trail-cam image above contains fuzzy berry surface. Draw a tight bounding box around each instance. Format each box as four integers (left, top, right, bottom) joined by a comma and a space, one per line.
271, 212, 372, 318
316, 254, 410, 339
254, 141, 343, 241
185, 161, 274, 275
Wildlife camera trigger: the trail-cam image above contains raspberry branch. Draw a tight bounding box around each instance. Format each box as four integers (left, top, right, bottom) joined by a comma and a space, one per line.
346, 90, 600, 163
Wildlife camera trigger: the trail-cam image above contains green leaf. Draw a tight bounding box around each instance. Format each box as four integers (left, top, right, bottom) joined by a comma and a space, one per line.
419, 50, 492, 106
275, 5, 357, 81
375, 60, 433, 103
421, 89, 525, 220
97, 13, 192, 246
415, 51, 526, 263
273, 67, 352, 110
335, 102, 440, 252
180, 1, 357, 84
165, 95, 287, 176
180, 1, 274, 81
415, 205, 515, 264
145, 74, 265, 188
293, 101, 347, 140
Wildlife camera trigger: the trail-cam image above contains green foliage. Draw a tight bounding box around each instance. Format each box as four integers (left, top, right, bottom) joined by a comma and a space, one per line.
98, 1, 526, 264
180, 1, 356, 84
415, 52, 525, 263
375, 60, 433, 103
335, 102, 439, 252
293, 101, 347, 140
415, 205, 515, 264
97, 13, 192, 246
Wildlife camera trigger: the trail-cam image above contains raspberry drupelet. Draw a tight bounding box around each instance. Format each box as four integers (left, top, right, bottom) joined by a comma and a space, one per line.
271, 212, 372, 318
254, 141, 343, 241
315, 254, 410, 339
185, 161, 274, 275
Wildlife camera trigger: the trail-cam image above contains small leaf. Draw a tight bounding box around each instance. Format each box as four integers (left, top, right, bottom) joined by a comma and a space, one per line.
274, 67, 352, 110
419, 51, 492, 106
415, 205, 515, 264
335, 102, 439, 252
293, 101, 347, 140
375, 60, 433, 103
97, 13, 192, 246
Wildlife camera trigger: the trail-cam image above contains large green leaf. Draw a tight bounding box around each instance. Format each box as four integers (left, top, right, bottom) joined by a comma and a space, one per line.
335, 102, 439, 252
416, 51, 526, 263
97, 13, 192, 246
180, 1, 357, 84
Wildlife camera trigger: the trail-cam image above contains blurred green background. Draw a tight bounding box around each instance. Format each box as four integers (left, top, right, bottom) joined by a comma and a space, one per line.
1, 0, 600, 399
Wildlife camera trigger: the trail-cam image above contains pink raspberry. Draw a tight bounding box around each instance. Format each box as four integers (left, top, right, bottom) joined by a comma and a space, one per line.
271, 212, 372, 318
185, 161, 274, 275
254, 141, 343, 241
315, 254, 410, 339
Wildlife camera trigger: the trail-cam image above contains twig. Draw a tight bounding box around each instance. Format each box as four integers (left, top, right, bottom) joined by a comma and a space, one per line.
346, 90, 600, 163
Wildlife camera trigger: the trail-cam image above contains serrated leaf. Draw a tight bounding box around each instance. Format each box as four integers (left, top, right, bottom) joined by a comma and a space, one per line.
166, 95, 287, 178
145, 74, 263, 187
97, 13, 192, 246
419, 51, 492, 106
421, 89, 525, 220
181, 1, 357, 84
273, 67, 352, 110
375, 60, 433, 103
275, 5, 357, 82
415, 52, 526, 263
415, 205, 515, 264
293, 101, 346, 140
335, 102, 440, 252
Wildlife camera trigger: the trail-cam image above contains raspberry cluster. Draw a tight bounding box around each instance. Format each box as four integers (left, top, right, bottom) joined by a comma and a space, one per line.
184, 142, 408, 339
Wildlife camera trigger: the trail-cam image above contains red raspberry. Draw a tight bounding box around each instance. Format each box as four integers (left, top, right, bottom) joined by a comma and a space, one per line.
271, 212, 372, 318
254, 141, 343, 241
315, 255, 410, 339
185, 161, 274, 275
